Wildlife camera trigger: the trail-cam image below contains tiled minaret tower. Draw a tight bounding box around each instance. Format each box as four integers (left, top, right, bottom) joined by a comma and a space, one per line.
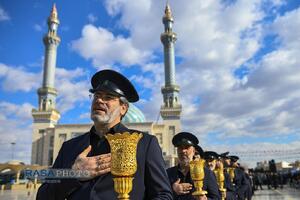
160, 3, 182, 120
160, 3, 182, 167
31, 4, 61, 165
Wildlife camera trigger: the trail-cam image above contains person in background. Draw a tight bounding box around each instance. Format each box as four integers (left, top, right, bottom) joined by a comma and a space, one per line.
240, 167, 252, 200
228, 156, 249, 200
167, 132, 221, 200
219, 152, 236, 200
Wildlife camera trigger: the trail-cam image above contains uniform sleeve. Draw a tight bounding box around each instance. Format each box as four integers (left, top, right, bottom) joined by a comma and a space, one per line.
36, 143, 82, 200
224, 172, 235, 192
144, 136, 173, 200
237, 172, 249, 199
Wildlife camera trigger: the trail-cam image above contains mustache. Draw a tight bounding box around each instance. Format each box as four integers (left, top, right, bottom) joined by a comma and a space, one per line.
92, 104, 108, 112
179, 154, 190, 160
178, 153, 188, 157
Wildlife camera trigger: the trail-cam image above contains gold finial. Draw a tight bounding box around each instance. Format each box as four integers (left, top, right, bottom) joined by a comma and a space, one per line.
49, 3, 59, 24
164, 2, 173, 20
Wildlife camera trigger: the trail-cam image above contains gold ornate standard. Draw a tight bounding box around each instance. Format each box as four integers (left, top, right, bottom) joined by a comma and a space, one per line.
227, 167, 235, 183
106, 132, 143, 200
214, 163, 226, 200
189, 159, 208, 196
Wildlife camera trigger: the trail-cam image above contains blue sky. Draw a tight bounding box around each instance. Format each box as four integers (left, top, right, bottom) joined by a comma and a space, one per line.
0, 0, 300, 167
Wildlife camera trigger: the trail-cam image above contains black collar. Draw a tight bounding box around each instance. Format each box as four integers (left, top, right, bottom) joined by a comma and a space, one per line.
90, 122, 129, 139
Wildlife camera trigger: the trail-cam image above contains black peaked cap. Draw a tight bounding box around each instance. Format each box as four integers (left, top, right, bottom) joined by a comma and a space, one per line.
195, 145, 204, 157
172, 132, 199, 147
219, 151, 230, 159
204, 151, 219, 160
228, 155, 239, 162
90, 69, 139, 102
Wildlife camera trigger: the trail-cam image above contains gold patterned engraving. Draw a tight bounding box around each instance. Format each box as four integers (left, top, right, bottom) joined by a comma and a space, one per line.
106, 132, 143, 200
214, 162, 226, 200
190, 159, 207, 196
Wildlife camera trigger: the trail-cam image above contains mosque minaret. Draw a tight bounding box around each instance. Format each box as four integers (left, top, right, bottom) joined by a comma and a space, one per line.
160, 3, 182, 120
39, 3, 60, 112
31, 4, 61, 165
159, 3, 182, 162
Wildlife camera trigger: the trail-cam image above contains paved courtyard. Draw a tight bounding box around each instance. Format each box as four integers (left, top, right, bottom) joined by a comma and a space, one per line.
252, 186, 300, 200
0, 189, 37, 200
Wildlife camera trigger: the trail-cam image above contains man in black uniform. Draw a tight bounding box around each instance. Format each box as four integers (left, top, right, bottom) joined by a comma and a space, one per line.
219, 152, 236, 200
203, 151, 219, 171
37, 69, 173, 200
204, 151, 223, 199
167, 132, 221, 200
228, 156, 248, 200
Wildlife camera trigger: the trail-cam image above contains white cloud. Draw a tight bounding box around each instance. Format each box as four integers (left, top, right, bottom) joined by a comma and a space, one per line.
272, 7, 300, 49
100, 0, 266, 121
55, 67, 90, 113
205, 141, 300, 168
28, 56, 44, 68
0, 6, 10, 21
136, 90, 162, 122
87, 13, 98, 23
130, 63, 163, 89
0, 102, 34, 163
79, 112, 91, 120
0, 63, 90, 114
129, 62, 165, 121
0, 65, 91, 163
173, 0, 263, 71
34, 24, 43, 32
0, 102, 33, 120
99, 0, 300, 147
0, 63, 41, 92
71, 25, 150, 67
105, 0, 163, 50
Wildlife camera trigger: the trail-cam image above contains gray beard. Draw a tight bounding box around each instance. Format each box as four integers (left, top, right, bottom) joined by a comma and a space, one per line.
179, 156, 190, 167
91, 106, 121, 127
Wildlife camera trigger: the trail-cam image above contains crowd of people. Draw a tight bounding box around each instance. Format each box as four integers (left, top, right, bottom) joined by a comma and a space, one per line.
248, 170, 300, 192
167, 131, 254, 200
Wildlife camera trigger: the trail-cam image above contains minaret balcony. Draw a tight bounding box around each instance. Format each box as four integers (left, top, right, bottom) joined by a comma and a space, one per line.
43, 35, 61, 45
160, 32, 177, 43
161, 85, 180, 93
160, 105, 182, 120
38, 87, 58, 96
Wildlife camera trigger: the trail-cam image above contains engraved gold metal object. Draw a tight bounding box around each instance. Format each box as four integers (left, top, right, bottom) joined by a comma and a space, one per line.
189, 159, 207, 196
214, 162, 226, 200
106, 132, 143, 200
227, 167, 235, 183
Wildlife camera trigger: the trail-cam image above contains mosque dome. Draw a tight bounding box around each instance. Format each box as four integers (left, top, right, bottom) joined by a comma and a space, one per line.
122, 103, 146, 123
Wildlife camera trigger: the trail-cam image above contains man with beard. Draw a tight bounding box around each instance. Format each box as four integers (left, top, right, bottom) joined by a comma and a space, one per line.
203, 151, 222, 199
37, 69, 172, 200
203, 151, 218, 171
219, 152, 236, 200
167, 132, 221, 200
228, 156, 249, 200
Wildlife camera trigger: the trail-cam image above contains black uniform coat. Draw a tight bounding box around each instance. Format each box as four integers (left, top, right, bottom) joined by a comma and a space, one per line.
224, 171, 236, 200
166, 166, 221, 200
233, 168, 248, 200
36, 123, 173, 200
